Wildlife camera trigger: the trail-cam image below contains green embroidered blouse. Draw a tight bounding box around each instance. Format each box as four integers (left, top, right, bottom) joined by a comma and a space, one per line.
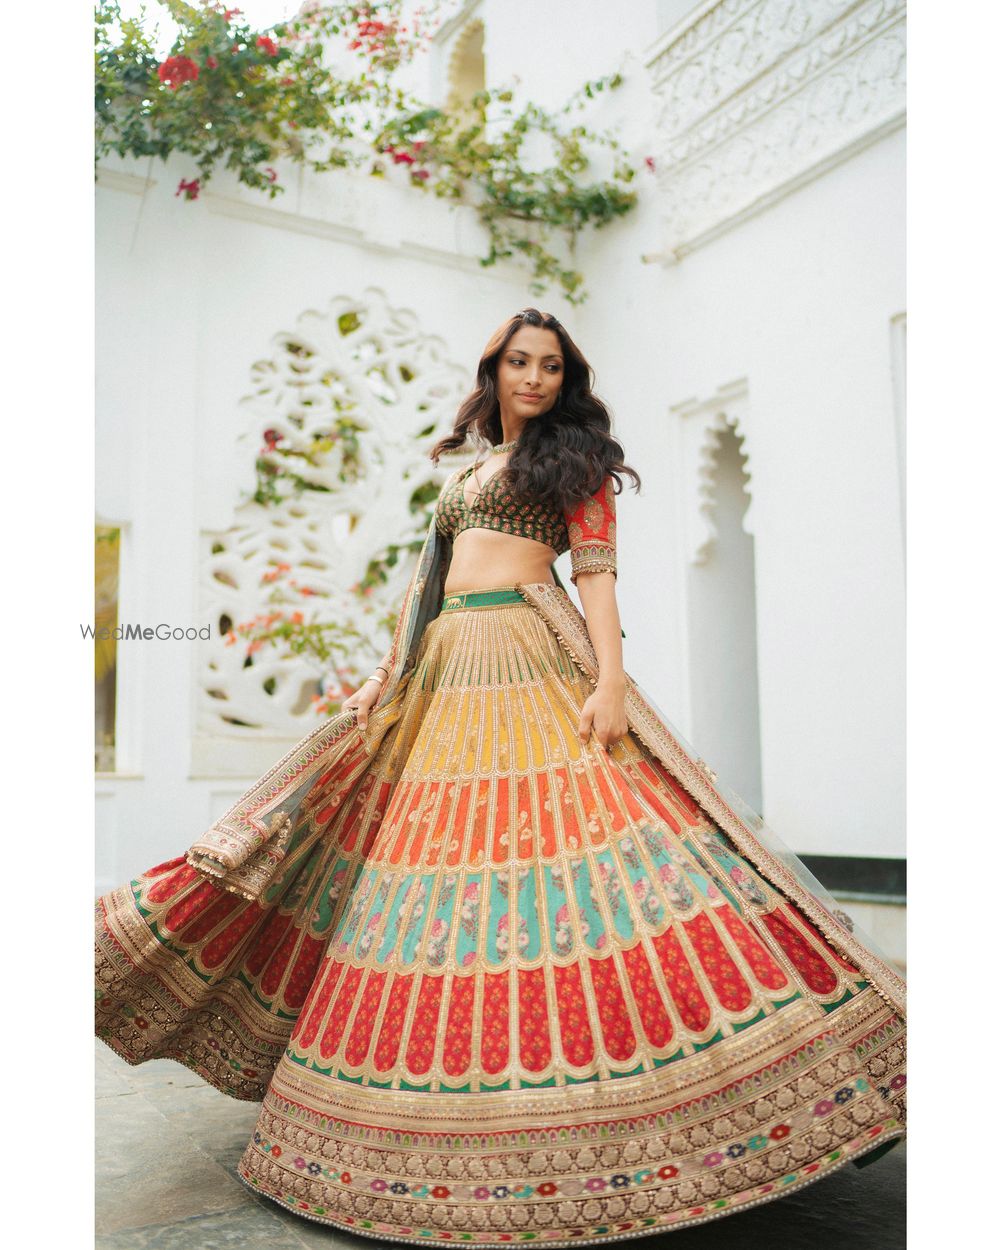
434, 461, 617, 584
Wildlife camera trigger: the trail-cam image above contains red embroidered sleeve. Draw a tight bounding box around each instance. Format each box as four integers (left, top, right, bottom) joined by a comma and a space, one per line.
564, 475, 617, 584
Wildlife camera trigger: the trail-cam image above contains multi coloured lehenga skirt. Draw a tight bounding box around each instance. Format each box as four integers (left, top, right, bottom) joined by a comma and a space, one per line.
96, 587, 906, 1245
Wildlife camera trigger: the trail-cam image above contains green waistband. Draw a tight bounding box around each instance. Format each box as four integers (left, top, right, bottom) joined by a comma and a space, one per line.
440, 587, 526, 611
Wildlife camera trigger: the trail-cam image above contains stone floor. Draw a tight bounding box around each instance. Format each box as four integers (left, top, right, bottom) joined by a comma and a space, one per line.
96, 1039, 905, 1248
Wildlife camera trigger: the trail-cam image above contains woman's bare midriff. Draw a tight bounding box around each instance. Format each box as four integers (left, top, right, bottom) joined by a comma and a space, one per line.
443, 528, 558, 594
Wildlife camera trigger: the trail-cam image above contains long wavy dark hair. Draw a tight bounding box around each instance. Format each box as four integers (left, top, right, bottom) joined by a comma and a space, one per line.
429, 308, 641, 510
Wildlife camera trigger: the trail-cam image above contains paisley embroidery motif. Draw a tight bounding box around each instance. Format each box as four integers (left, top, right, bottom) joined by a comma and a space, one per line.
434, 464, 570, 552
564, 475, 618, 583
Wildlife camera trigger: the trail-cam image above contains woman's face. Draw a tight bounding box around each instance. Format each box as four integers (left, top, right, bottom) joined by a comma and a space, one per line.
495, 326, 565, 427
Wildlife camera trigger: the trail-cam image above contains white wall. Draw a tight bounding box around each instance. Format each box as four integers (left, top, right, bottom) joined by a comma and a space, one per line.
563, 0, 906, 860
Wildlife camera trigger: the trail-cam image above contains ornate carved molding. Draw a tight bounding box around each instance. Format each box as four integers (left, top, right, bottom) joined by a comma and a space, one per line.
671, 378, 753, 564
95, 167, 158, 196
645, 0, 906, 259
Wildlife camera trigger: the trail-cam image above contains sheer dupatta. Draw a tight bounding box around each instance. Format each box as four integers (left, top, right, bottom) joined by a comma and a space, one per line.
183, 516, 456, 902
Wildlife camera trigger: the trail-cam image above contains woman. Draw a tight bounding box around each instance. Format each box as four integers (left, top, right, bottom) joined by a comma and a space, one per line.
96, 309, 906, 1244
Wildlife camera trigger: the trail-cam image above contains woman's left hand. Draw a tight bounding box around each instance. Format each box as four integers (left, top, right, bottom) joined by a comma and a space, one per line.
578, 681, 628, 750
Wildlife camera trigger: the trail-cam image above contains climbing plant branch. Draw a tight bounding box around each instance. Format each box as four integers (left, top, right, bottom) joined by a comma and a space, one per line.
95, 0, 638, 301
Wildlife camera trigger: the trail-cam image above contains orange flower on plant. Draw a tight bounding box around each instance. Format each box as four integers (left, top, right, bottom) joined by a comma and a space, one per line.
261, 561, 291, 584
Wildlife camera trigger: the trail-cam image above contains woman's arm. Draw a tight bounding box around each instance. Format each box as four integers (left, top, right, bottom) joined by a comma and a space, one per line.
564, 476, 627, 749
576, 572, 627, 749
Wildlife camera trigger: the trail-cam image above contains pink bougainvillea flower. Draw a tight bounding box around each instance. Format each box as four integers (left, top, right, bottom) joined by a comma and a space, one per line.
392, 151, 416, 165
264, 167, 278, 183
223, 7, 243, 20
256, 35, 278, 57
205, 55, 219, 69
158, 55, 199, 90
413, 169, 430, 180
175, 177, 201, 200
644, 155, 656, 172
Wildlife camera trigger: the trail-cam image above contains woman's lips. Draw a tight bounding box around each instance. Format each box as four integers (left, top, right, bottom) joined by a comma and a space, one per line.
517, 394, 543, 403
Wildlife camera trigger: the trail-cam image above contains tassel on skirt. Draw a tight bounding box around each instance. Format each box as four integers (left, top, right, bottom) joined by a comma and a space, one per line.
95, 587, 905, 1246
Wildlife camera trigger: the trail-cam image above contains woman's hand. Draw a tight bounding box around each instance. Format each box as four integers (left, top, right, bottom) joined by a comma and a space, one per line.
341, 677, 383, 730
574, 570, 627, 751
578, 678, 628, 750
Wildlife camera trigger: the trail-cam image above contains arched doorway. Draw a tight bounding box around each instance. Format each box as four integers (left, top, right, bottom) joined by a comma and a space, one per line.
685, 421, 763, 815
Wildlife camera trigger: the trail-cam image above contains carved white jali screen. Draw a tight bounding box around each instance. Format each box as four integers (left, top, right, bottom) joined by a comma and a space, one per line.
645, 0, 906, 256
198, 290, 471, 740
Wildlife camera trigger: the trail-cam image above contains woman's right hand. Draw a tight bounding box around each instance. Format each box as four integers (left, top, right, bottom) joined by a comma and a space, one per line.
341, 677, 383, 730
